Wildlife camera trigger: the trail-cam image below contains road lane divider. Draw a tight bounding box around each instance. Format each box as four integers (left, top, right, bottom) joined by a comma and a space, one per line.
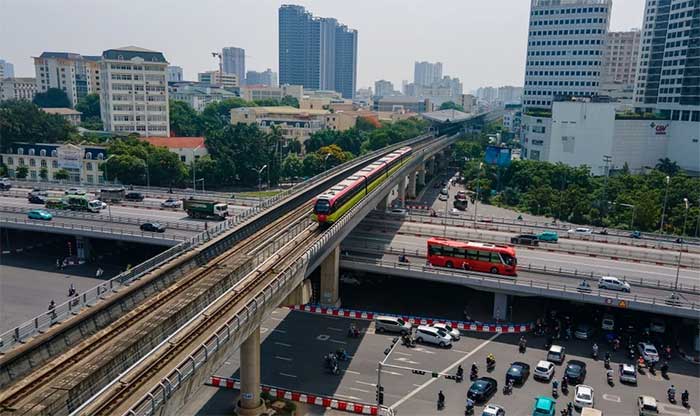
287, 304, 533, 333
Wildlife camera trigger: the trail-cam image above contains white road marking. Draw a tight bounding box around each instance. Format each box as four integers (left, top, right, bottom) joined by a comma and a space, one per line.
275, 356, 292, 361
328, 327, 343, 331
279, 372, 297, 378
602, 394, 621, 402
349, 387, 370, 393
343, 369, 361, 375
355, 380, 376, 387
390, 333, 500, 410
274, 342, 292, 347
330, 339, 347, 345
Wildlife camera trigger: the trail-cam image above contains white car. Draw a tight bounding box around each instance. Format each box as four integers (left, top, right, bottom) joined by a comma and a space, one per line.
619, 363, 637, 384
568, 227, 592, 235
598, 276, 631, 293
414, 325, 452, 348
637, 342, 659, 363
431, 323, 460, 341
65, 187, 87, 195
161, 198, 182, 208
533, 360, 555, 381
482, 404, 505, 416
574, 385, 594, 408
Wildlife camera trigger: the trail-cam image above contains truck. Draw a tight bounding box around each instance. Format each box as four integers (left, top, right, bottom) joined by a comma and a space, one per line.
99, 187, 125, 202
183, 198, 229, 220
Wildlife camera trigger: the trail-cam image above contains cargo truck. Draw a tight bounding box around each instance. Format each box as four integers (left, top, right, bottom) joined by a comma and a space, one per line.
183, 198, 228, 220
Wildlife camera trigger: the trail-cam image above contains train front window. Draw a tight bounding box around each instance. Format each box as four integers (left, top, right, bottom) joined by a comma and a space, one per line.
314, 199, 331, 214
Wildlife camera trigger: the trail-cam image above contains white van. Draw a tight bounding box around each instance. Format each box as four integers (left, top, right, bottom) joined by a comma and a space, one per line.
598, 276, 631, 293
415, 325, 452, 348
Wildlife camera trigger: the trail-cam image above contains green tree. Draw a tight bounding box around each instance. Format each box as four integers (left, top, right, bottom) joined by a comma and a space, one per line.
439, 101, 465, 112
33, 88, 71, 108
54, 169, 70, 180
281, 153, 303, 180
0, 100, 76, 150
15, 165, 28, 179
169, 100, 203, 136
75, 93, 103, 130
39, 167, 48, 180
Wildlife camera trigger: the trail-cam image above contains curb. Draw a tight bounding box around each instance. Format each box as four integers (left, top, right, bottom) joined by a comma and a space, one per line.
288, 305, 532, 333
208, 376, 380, 415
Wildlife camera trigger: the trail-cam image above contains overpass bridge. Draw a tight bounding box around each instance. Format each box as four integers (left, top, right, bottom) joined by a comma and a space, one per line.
0, 115, 697, 416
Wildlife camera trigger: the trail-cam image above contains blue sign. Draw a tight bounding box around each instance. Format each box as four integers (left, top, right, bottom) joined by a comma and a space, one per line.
484, 146, 511, 167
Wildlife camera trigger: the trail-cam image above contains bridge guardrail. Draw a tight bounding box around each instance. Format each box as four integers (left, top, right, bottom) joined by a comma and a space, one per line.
341, 256, 700, 312
0, 132, 438, 355
341, 243, 700, 295
0, 205, 204, 232
357, 219, 700, 268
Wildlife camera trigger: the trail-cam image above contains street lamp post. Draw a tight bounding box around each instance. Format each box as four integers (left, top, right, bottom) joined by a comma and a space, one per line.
659, 175, 670, 233
674, 198, 689, 290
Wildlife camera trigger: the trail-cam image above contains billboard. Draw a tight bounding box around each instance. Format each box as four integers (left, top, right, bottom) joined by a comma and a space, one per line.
57, 145, 82, 170
484, 146, 512, 167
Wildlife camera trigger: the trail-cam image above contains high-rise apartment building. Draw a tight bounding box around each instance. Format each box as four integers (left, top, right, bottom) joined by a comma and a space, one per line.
634, 0, 700, 116
246, 69, 278, 87
413, 61, 443, 87
603, 30, 641, 85
522, 0, 612, 109
167, 66, 184, 82
278, 4, 357, 98
99, 46, 169, 136
33, 52, 102, 107
222, 47, 245, 83
374, 80, 395, 97
0, 59, 15, 78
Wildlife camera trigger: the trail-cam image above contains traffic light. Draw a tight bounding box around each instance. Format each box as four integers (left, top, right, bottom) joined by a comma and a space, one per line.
376, 385, 384, 405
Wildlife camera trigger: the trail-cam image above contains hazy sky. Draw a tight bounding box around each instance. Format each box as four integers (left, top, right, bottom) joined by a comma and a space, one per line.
1, 0, 644, 91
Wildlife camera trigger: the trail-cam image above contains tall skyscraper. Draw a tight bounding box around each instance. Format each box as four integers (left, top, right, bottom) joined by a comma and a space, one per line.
167, 66, 184, 82
222, 47, 245, 83
413, 61, 443, 87
246, 69, 278, 87
0, 59, 15, 78
33, 52, 102, 107
634, 0, 700, 114
100, 46, 169, 136
522, 0, 611, 109
278, 4, 357, 98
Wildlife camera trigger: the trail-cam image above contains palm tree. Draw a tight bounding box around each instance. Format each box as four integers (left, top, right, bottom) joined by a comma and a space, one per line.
655, 158, 680, 176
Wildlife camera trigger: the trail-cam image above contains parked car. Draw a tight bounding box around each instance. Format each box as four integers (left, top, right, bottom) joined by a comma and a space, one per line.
533, 360, 555, 381
547, 345, 566, 364
506, 361, 530, 385
567, 227, 592, 235
537, 231, 559, 242
532, 396, 556, 416
140, 222, 166, 233
415, 325, 452, 348
564, 360, 587, 384
510, 234, 540, 246
64, 187, 86, 195
374, 316, 411, 335
601, 314, 615, 331
430, 322, 460, 341
574, 323, 594, 340
574, 385, 594, 409
637, 342, 659, 363
619, 363, 637, 384
637, 395, 659, 416
161, 198, 183, 208
125, 192, 145, 202
482, 404, 506, 416
467, 377, 497, 403
598, 276, 631, 293
27, 209, 53, 220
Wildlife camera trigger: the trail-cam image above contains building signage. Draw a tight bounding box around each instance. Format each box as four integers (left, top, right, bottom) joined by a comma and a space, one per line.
57, 144, 83, 170
650, 122, 669, 135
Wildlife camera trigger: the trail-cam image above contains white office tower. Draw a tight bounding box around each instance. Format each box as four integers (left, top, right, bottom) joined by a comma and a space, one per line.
523, 0, 612, 109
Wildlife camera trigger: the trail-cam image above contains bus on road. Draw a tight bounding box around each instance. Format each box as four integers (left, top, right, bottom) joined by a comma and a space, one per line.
427, 237, 517, 276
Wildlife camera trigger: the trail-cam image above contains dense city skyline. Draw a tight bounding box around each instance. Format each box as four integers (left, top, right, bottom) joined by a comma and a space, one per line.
1, 0, 644, 91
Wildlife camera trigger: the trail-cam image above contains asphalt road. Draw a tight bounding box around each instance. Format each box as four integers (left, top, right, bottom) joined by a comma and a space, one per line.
343, 227, 700, 298
183, 309, 700, 416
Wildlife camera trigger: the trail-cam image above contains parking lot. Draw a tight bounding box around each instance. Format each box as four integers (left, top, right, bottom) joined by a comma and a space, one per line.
189, 304, 699, 416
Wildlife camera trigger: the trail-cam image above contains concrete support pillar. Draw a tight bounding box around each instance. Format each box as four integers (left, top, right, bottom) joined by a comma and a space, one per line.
493, 292, 508, 321
75, 236, 90, 261
398, 176, 407, 208
238, 327, 266, 415
407, 171, 417, 199
417, 168, 426, 187
320, 246, 340, 307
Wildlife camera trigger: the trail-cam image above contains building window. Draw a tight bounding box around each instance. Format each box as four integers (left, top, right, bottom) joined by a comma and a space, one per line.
52, 160, 58, 168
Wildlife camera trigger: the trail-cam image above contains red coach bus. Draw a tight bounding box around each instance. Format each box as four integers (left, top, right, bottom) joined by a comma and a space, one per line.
427, 237, 517, 276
